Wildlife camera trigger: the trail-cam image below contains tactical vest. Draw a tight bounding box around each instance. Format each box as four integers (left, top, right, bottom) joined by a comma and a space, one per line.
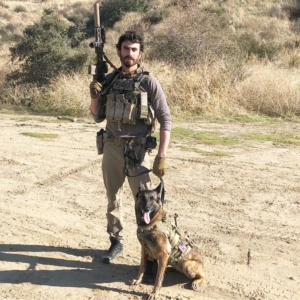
99, 70, 155, 131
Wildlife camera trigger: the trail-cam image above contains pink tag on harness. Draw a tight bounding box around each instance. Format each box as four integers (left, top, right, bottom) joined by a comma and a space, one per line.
178, 242, 187, 253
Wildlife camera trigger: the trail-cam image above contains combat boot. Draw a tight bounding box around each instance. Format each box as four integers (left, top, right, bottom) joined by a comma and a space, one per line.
101, 237, 123, 264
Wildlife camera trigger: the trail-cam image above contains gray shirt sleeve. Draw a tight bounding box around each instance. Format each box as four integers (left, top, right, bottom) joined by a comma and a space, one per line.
141, 74, 172, 132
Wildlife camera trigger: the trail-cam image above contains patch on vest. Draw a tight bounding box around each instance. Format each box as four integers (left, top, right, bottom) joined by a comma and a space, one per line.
178, 241, 187, 253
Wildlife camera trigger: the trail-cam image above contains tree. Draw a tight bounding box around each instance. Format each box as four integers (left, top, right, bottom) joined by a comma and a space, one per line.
9, 9, 87, 86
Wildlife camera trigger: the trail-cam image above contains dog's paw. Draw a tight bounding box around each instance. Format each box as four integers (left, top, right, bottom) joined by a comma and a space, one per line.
131, 279, 142, 286
148, 293, 157, 300
191, 277, 204, 291
192, 282, 200, 291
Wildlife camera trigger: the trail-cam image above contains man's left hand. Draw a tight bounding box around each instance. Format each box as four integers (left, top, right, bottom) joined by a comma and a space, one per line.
153, 156, 166, 177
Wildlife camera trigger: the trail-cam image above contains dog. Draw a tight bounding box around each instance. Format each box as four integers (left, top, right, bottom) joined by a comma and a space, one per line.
132, 180, 204, 300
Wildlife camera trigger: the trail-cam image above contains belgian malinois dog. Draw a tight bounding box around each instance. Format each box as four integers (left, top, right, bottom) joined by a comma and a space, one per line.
132, 180, 204, 300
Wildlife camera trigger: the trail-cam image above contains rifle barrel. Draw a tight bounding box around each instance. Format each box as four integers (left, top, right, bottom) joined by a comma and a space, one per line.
94, 3, 101, 27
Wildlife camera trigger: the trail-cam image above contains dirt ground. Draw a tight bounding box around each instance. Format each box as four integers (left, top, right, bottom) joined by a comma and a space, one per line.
0, 112, 299, 300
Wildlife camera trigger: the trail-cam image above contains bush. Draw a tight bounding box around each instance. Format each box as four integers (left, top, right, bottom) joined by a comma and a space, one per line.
0, 1, 9, 9
100, 0, 147, 28
282, 1, 300, 20
148, 8, 242, 68
8, 9, 88, 86
238, 33, 282, 60
142, 8, 170, 25
61, 2, 94, 40
14, 5, 26, 13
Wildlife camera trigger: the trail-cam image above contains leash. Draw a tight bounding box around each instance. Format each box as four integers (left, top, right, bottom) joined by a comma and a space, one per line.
160, 177, 165, 205
123, 141, 165, 204
123, 140, 152, 178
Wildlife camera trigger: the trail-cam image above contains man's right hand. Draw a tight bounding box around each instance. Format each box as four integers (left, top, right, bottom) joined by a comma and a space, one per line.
89, 80, 103, 98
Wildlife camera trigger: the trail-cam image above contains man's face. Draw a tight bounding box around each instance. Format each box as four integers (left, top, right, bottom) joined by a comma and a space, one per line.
117, 40, 142, 69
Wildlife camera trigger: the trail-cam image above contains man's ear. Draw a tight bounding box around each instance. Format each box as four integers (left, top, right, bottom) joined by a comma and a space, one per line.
117, 48, 121, 57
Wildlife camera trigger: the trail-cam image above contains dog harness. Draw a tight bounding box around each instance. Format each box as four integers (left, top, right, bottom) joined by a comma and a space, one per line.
138, 216, 195, 268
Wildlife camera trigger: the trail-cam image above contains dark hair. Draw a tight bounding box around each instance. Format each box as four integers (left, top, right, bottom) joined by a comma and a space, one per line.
116, 30, 144, 52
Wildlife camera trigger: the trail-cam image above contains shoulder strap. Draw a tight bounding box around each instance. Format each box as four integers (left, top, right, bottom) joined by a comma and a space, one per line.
134, 70, 150, 90
100, 70, 121, 96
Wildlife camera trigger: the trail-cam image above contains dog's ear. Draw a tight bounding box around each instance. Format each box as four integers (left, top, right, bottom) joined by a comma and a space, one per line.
136, 182, 145, 200
154, 178, 165, 204
154, 182, 162, 196
139, 181, 145, 191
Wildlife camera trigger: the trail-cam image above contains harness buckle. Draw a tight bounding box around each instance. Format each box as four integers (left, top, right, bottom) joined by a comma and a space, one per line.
184, 231, 195, 247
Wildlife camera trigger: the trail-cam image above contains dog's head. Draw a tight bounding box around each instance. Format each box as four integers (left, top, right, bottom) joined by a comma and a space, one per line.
135, 181, 164, 226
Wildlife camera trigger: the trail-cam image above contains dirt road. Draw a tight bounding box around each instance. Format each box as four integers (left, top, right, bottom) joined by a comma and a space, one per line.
0, 113, 299, 299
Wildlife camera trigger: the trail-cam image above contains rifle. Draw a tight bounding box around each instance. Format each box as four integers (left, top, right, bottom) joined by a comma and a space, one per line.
88, 3, 117, 120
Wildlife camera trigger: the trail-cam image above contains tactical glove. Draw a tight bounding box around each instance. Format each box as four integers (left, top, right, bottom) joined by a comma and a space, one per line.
89, 80, 103, 98
153, 156, 166, 177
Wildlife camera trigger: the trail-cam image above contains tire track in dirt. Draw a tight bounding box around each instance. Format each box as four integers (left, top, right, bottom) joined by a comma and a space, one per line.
5, 158, 102, 196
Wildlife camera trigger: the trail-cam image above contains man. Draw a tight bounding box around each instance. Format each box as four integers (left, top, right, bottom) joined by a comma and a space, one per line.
90, 31, 172, 279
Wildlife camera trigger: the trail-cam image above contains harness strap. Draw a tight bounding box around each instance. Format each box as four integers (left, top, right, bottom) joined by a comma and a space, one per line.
134, 71, 149, 90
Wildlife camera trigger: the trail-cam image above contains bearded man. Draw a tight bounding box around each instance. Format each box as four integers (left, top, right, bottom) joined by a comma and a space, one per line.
90, 30, 172, 282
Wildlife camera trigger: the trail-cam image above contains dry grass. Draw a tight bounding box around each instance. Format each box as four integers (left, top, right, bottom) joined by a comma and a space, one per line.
236, 63, 300, 117
42, 73, 91, 116
147, 61, 244, 118
1, 0, 300, 121
1, 71, 91, 116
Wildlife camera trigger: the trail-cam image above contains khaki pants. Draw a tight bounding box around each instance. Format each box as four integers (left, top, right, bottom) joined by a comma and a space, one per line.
102, 140, 152, 240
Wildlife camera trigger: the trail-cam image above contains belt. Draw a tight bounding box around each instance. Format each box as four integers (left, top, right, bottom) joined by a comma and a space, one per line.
106, 134, 146, 147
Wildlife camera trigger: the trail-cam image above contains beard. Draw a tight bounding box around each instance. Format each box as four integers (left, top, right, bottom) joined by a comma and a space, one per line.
120, 55, 140, 68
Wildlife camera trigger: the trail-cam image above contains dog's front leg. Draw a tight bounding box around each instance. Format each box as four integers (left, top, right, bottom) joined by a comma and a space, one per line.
148, 254, 168, 300
132, 245, 147, 285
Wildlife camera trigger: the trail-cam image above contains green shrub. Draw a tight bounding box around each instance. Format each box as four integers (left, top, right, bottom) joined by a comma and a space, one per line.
142, 8, 170, 24
238, 33, 282, 60
100, 0, 148, 28
14, 5, 26, 13
8, 9, 88, 86
61, 3, 94, 40
282, 2, 300, 19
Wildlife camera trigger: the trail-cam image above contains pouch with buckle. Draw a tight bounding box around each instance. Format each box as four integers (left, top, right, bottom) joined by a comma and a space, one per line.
96, 128, 107, 155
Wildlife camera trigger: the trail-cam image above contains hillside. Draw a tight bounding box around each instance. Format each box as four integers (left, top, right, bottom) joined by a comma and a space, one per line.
0, 0, 300, 119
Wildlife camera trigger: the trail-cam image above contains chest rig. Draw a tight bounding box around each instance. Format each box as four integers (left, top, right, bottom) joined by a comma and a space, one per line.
104, 71, 155, 130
